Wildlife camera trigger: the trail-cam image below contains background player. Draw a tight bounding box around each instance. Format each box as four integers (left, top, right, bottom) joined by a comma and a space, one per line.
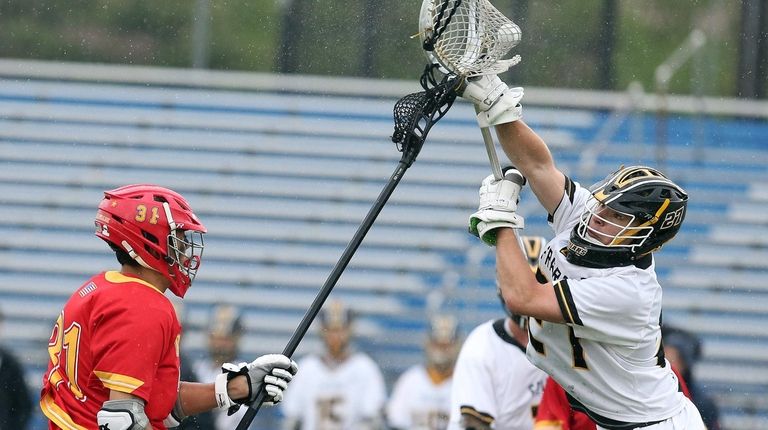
461, 74, 706, 429
386, 314, 462, 430
281, 299, 386, 430
40, 184, 298, 430
447, 236, 549, 430
192, 304, 254, 429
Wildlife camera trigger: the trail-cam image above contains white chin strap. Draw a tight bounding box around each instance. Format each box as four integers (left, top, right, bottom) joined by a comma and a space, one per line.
162, 201, 178, 231
122, 241, 153, 270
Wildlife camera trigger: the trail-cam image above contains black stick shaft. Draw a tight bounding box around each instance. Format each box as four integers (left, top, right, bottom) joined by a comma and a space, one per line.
235, 161, 409, 430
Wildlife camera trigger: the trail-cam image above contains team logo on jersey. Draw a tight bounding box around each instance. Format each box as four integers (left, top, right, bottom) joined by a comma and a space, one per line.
566, 242, 587, 257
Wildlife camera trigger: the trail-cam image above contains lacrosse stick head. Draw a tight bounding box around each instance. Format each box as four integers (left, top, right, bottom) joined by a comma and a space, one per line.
392, 65, 461, 167
419, 0, 522, 77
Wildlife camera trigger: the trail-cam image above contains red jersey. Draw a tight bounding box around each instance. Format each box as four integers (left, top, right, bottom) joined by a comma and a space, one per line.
40, 271, 182, 430
535, 377, 595, 430
535, 367, 692, 430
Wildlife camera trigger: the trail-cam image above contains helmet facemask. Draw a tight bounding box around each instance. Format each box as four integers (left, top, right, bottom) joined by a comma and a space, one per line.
167, 225, 205, 286
162, 199, 205, 294
425, 315, 461, 373
575, 196, 654, 252
319, 301, 354, 360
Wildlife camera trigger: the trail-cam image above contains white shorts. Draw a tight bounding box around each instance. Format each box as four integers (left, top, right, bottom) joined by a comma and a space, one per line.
597, 396, 707, 430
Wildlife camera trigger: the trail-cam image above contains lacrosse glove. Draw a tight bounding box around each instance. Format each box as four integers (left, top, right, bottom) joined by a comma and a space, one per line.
459, 75, 524, 127
469, 167, 526, 246
216, 354, 298, 415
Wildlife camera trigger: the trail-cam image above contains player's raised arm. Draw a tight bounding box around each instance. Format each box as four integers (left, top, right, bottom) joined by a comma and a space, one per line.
496, 121, 565, 214
461, 76, 566, 215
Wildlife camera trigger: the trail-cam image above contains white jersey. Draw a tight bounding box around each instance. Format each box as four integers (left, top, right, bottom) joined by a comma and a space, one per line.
527, 177, 685, 428
281, 351, 387, 430
448, 319, 548, 430
386, 365, 452, 430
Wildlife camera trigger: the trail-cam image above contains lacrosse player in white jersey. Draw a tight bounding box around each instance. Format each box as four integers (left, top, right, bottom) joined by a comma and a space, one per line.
281, 299, 387, 430
458, 76, 706, 430
448, 236, 549, 430
387, 314, 462, 430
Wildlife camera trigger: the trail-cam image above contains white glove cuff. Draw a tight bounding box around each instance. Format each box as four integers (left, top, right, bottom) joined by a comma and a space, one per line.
476, 87, 524, 127
214, 372, 235, 410
496, 181, 522, 211
477, 105, 522, 127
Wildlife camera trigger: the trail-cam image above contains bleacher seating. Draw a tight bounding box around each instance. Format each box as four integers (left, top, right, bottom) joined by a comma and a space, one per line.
1, 59, 768, 429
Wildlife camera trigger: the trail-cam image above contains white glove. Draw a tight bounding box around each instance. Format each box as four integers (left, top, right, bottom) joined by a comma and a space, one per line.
478, 168, 526, 212
216, 354, 298, 414
469, 168, 526, 246
459, 75, 524, 127
469, 209, 524, 246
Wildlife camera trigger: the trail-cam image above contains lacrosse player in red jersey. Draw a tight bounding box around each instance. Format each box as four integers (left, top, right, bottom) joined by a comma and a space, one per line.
447, 236, 549, 430
535, 376, 597, 430
40, 184, 298, 430
459, 76, 707, 430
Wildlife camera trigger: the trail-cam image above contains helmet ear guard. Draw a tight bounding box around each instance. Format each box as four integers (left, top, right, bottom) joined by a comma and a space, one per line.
567, 166, 688, 268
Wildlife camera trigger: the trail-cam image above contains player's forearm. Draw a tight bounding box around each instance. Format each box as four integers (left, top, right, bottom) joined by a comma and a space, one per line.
177, 378, 248, 416
495, 229, 538, 310
496, 229, 564, 323
495, 121, 565, 213
177, 381, 219, 415
495, 121, 553, 178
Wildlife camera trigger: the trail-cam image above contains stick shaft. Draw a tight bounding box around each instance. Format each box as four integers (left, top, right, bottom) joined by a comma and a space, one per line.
235, 161, 410, 430
474, 105, 503, 180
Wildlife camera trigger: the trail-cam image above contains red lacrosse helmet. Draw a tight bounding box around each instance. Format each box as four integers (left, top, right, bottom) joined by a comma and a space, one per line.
94, 184, 207, 297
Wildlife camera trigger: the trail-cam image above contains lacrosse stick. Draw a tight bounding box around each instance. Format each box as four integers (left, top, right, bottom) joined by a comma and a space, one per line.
417, 0, 522, 180
235, 66, 460, 430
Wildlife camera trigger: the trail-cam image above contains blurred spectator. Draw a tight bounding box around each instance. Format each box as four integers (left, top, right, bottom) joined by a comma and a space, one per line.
386, 314, 462, 430
0, 306, 33, 429
447, 237, 549, 430
281, 299, 387, 430
663, 326, 722, 430
192, 304, 249, 430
